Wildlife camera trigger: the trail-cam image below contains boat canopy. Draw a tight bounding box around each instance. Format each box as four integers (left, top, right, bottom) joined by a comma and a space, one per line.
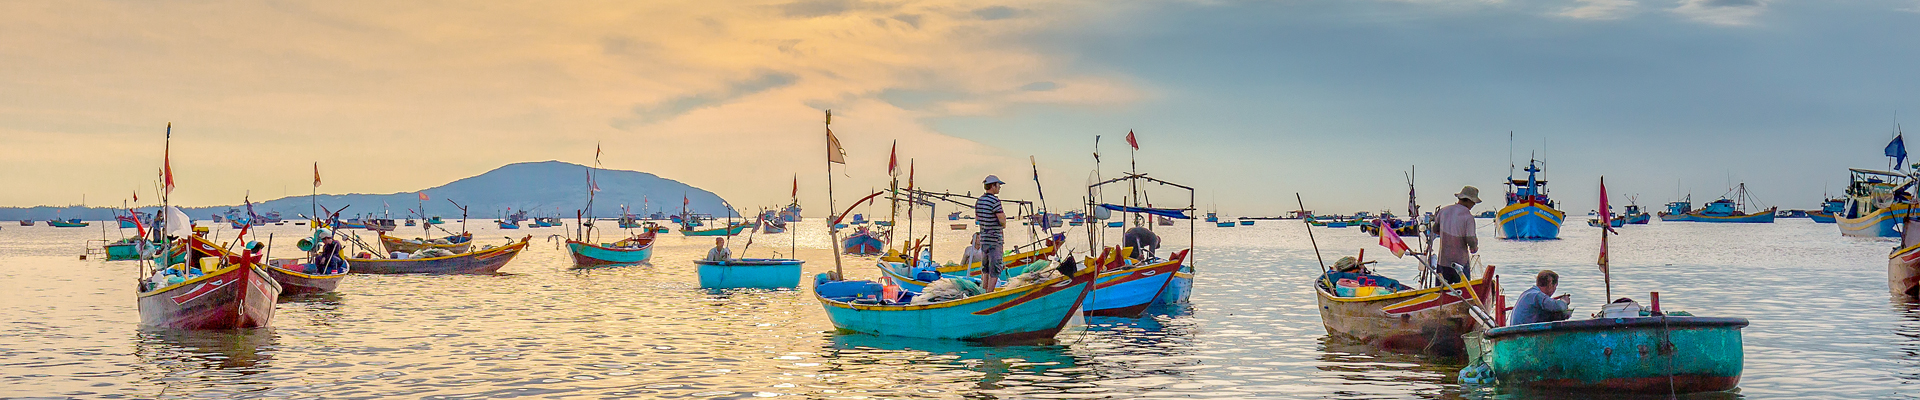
1849, 168, 1905, 177
1098, 204, 1192, 219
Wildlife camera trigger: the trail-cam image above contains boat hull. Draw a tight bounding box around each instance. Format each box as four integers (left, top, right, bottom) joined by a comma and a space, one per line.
349, 238, 528, 274
1689, 207, 1779, 224
1156, 268, 1194, 305
681, 224, 748, 236
1808, 211, 1836, 223
262, 260, 346, 297
1084, 259, 1184, 317
48, 220, 89, 227
843, 233, 884, 256
1891, 243, 1920, 298
1316, 272, 1497, 357
816, 268, 1094, 343
379, 233, 474, 254
696, 259, 803, 289
1657, 212, 1692, 222
566, 240, 654, 266
1838, 203, 1911, 237
1484, 317, 1747, 394
1623, 213, 1650, 224
138, 263, 281, 330
1497, 203, 1564, 239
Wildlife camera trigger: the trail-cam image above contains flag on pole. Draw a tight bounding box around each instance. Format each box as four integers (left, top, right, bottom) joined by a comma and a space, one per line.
826, 129, 847, 164
792, 175, 799, 199
595, 142, 602, 165
906, 159, 915, 191
1377, 218, 1410, 257
1126, 130, 1138, 150
313, 162, 322, 187
418, 192, 429, 201
888, 141, 898, 176
1599, 177, 1614, 274
163, 124, 175, 194
1093, 135, 1102, 162
132, 190, 138, 203
1889, 133, 1908, 171
684, 195, 690, 206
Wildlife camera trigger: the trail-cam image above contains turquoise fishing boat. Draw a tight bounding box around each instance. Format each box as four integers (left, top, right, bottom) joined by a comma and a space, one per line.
497, 220, 519, 229
1106, 221, 1125, 228
680, 222, 748, 236
1237, 220, 1254, 226
1684, 184, 1775, 223
1657, 197, 1694, 221
841, 227, 884, 255
103, 238, 158, 261
1477, 316, 1748, 393
1808, 198, 1842, 223
1838, 169, 1913, 236
566, 236, 655, 266
1215, 221, 1234, 227
427, 216, 445, 225
1204, 212, 1218, 222
814, 265, 1095, 343
1620, 204, 1650, 224
1496, 160, 1563, 239
1080, 250, 1186, 317
696, 258, 804, 289
47, 218, 88, 227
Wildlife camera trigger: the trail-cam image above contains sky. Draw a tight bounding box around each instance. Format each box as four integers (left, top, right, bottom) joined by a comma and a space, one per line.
4, 0, 1919, 216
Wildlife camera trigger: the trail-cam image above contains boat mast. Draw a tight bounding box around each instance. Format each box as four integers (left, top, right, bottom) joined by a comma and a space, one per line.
825, 110, 845, 279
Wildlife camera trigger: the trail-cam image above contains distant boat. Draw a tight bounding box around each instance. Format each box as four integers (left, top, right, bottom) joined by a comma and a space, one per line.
1808, 198, 1842, 223
497, 220, 518, 229
1476, 211, 1494, 219
18, 220, 33, 226
1838, 169, 1912, 236
404, 219, 416, 227
379, 233, 475, 254
1216, 221, 1235, 227
1586, 216, 1625, 228
350, 236, 530, 274
1658, 196, 1695, 221
681, 222, 750, 237
1621, 204, 1651, 224
47, 218, 88, 228
1496, 159, 1564, 239
1106, 221, 1125, 228
1204, 212, 1218, 222
842, 227, 885, 255
950, 223, 967, 230
1685, 184, 1776, 223
1238, 220, 1254, 226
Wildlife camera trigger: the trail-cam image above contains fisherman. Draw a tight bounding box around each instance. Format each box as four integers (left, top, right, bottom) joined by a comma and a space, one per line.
961, 232, 987, 267
1323, 256, 1410, 293
1509, 270, 1573, 325
975, 175, 1008, 290
1122, 226, 1160, 261
1433, 185, 1481, 283
705, 237, 732, 262
312, 229, 346, 274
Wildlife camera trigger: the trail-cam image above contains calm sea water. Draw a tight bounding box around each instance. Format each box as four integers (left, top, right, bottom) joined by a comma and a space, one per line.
2, 217, 1917, 399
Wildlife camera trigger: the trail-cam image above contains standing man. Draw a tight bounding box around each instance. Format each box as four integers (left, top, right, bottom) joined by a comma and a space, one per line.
975, 175, 1008, 290
1433, 186, 1481, 284
1509, 270, 1573, 325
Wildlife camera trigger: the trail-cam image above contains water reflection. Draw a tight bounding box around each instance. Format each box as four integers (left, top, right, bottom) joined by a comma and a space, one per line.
1895, 300, 1920, 390
134, 328, 277, 375
821, 333, 1081, 398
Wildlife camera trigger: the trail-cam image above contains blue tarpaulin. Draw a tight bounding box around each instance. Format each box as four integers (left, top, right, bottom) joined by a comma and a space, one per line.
1098, 204, 1192, 219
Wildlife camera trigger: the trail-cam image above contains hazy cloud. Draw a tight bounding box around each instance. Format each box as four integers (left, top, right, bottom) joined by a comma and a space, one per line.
621, 72, 798, 126
1558, 0, 1638, 19
1673, 0, 1768, 25
778, 0, 890, 18
973, 6, 1021, 20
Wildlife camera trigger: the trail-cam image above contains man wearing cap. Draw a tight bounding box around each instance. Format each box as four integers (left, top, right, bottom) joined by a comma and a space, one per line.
1433, 186, 1481, 284
975, 175, 1008, 290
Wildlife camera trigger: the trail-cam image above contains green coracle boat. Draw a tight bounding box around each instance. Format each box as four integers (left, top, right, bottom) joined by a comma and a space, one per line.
1475, 316, 1747, 394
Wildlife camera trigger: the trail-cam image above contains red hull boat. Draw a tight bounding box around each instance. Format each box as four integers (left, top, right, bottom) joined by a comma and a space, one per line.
138, 237, 281, 329
264, 259, 346, 297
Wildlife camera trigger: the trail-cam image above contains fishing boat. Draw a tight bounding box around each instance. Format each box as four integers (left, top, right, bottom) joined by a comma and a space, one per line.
117, 211, 152, 229
1889, 181, 1920, 298
1684, 184, 1776, 223
18, 220, 33, 226
404, 219, 416, 227
333, 219, 369, 229
681, 222, 749, 236
947, 211, 963, 221
349, 236, 530, 274
379, 232, 474, 254
1204, 212, 1218, 223
842, 226, 886, 255
427, 216, 445, 225
47, 218, 88, 227
1466, 177, 1748, 394
1318, 263, 1500, 356
1496, 160, 1564, 239
950, 223, 968, 230
140, 235, 281, 329
1839, 169, 1912, 236
1105, 221, 1125, 228
1078, 248, 1186, 317
1215, 221, 1234, 227
1658, 196, 1695, 221
1476, 211, 1494, 218
262, 257, 347, 297
1809, 198, 1843, 223
567, 234, 655, 266
1620, 203, 1651, 224
1586, 217, 1625, 228
815, 263, 1094, 343
696, 258, 804, 289
103, 237, 160, 261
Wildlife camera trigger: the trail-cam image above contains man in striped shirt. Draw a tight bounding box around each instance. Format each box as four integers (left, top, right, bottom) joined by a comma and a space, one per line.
975, 175, 1008, 290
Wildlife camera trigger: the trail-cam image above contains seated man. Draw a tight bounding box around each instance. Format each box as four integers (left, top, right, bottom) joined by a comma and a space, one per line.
705, 237, 732, 262
1509, 270, 1573, 325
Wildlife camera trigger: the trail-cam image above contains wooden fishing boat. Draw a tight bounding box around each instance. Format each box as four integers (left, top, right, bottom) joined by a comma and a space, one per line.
680, 222, 748, 236
1216, 221, 1234, 227
1839, 169, 1911, 235
1239, 220, 1256, 226
104, 237, 158, 261
1809, 198, 1843, 223
566, 234, 655, 266
1317, 265, 1499, 357
138, 236, 281, 329
333, 220, 369, 229
1479, 316, 1748, 393
950, 223, 968, 230
379, 232, 474, 254
1080, 249, 1186, 317
842, 227, 885, 255
695, 258, 804, 289
263, 258, 347, 297
47, 218, 88, 227
404, 219, 416, 227
1497, 160, 1564, 239
875, 243, 1065, 291
497, 220, 519, 229
1891, 210, 1920, 298
349, 236, 530, 274
1687, 199, 1776, 223
427, 216, 445, 225
815, 265, 1095, 343
18, 220, 33, 226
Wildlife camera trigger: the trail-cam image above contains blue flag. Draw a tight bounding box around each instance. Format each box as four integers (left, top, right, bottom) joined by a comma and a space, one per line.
1888, 134, 1907, 170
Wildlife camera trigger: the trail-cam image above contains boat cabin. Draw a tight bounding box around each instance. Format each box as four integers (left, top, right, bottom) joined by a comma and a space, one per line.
1504, 161, 1555, 208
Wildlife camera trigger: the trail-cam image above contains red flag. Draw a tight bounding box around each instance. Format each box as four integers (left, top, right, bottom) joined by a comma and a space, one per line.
235, 224, 251, 243
313, 162, 321, 187
132, 190, 138, 203
132, 213, 147, 237
1126, 130, 1138, 150
418, 192, 429, 201
684, 195, 690, 205
907, 160, 915, 191
888, 141, 898, 176
791, 176, 799, 199
1599, 177, 1614, 274
163, 124, 175, 194
1376, 218, 1410, 258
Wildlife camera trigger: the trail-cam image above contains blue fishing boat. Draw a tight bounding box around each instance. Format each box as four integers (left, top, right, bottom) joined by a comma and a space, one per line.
841, 226, 885, 255
680, 222, 749, 236
47, 218, 88, 228
566, 235, 655, 266
1684, 184, 1775, 223
814, 265, 1095, 343
1238, 220, 1255, 226
497, 220, 519, 229
1620, 204, 1651, 224
1586, 216, 1624, 228
1080, 249, 1187, 317
1476, 316, 1748, 393
1838, 169, 1913, 236
697, 258, 804, 289
1106, 221, 1125, 228
1658, 197, 1694, 221
1808, 198, 1842, 223
1215, 221, 1235, 227
426, 216, 445, 225
1496, 160, 1564, 239
1204, 212, 1218, 222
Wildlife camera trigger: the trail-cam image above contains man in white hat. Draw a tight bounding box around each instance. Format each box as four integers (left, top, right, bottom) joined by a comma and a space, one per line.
1433, 185, 1481, 283
974, 175, 1008, 290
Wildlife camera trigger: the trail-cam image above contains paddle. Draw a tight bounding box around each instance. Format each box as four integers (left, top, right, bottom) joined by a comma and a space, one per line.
1297, 193, 1333, 289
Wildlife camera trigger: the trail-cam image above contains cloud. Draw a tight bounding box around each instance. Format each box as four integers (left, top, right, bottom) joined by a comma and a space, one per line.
1672, 0, 1768, 25
972, 6, 1021, 20
619, 71, 798, 126
777, 0, 891, 18
1557, 0, 1638, 20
